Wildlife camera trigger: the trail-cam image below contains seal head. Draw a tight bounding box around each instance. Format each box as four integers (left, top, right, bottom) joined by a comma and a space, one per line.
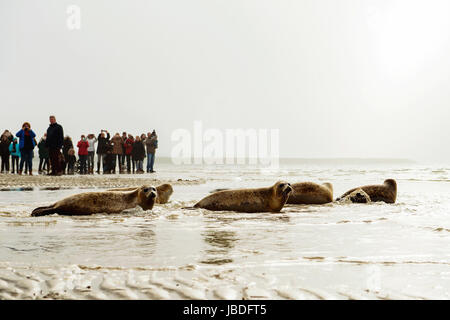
156, 184, 174, 204
270, 181, 293, 211
337, 188, 371, 203
137, 185, 157, 210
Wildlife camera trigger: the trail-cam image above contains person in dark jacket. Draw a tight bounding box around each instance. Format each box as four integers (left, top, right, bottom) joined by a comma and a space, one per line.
120, 132, 127, 169
16, 122, 36, 175
103, 141, 114, 174
96, 130, 110, 173
46, 115, 64, 176
38, 134, 50, 174
132, 136, 146, 174
67, 148, 76, 175
62, 136, 73, 174
0, 130, 13, 173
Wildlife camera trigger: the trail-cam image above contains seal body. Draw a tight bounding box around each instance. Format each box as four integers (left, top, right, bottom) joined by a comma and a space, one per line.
286, 182, 333, 204
31, 186, 157, 216
155, 184, 173, 204
107, 184, 173, 204
336, 179, 397, 204
337, 188, 371, 203
194, 181, 293, 213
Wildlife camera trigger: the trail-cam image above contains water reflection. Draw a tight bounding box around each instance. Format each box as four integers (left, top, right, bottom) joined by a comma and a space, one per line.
201, 225, 237, 265
204, 212, 291, 224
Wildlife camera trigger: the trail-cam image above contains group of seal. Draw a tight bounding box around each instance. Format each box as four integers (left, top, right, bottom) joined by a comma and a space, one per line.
193, 179, 397, 213
30, 179, 397, 216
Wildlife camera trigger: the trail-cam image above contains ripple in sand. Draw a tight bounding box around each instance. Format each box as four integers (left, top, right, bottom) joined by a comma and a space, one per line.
213, 287, 239, 300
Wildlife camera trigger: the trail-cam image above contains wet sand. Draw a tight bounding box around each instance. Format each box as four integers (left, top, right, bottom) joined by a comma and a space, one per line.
0, 174, 203, 190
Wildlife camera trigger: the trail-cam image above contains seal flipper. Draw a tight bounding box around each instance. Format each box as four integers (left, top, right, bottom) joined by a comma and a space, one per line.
182, 206, 199, 210
209, 188, 229, 193
31, 205, 58, 217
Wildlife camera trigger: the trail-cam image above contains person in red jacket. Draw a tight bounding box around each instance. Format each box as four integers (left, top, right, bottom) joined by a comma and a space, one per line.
124, 134, 134, 174
77, 135, 89, 174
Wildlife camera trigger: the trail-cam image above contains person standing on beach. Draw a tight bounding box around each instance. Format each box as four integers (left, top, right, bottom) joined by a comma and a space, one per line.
16, 122, 36, 175
120, 132, 127, 170
86, 134, 97, 174
132, 135, 145, 174
9, 138, 20, 174
124, 134, 134, 174
111, 133, 124, 174
62, 136, 73, 174
103, 141, 114, 174
67, 147, 76, 175
38, 134, 49, 174
145, 130, 158, 173
0, 130, 13, 173
77, 135, 89, 175
96, 130, 110, 173
46, 115, 64, 176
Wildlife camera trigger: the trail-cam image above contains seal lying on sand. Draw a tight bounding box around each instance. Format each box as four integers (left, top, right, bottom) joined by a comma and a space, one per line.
31, 185, 157, 216
107, 184, 173, 204
193, 181, 293, 213
286, 182, 333, 204
154, 184, 173, 204
337, 188, 371, 203
336, 179, 397, 203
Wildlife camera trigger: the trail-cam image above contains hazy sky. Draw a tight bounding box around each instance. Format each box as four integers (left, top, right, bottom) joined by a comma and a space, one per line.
1, 0, 450, 162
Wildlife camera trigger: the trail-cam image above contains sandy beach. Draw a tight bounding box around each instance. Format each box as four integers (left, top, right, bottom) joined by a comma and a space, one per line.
0, 174, 203, 190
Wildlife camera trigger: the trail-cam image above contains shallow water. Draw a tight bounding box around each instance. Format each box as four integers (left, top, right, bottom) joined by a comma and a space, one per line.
1, 161, 450, 299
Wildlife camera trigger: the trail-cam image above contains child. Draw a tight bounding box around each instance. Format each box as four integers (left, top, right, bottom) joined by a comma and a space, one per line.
38, 134, 49, 174
9, 138, 20, 174
67, 148, 76, 175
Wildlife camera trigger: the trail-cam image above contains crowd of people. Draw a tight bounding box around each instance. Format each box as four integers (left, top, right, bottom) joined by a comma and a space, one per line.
0, 116, 159, 176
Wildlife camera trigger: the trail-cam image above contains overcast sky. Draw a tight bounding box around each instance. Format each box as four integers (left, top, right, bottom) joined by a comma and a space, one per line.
1, 0, 449, 163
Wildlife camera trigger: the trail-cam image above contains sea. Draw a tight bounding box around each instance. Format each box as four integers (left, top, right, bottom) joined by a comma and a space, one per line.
1, 158, 450, 299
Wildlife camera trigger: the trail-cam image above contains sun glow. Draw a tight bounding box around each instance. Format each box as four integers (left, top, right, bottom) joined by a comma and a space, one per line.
367, 0, 450, 78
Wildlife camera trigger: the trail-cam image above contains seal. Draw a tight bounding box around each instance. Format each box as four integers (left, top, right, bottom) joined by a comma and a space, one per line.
336, 179, 397, 203
31, 185, 157, 216
337, 188, 371, 203
154, 183, 173, 204
286, 182, 333, 204
193, 181, 293, 213
107, 183, 173, 204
